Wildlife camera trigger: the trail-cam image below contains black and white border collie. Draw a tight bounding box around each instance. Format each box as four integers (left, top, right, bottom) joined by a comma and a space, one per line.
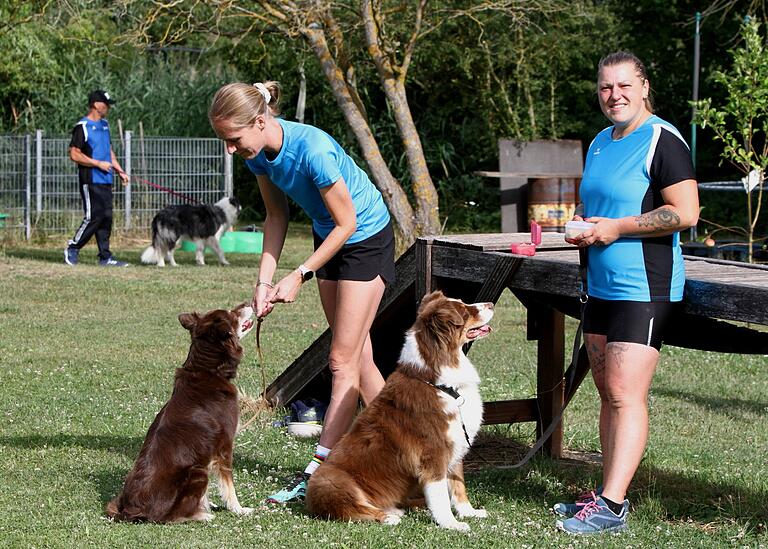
141, 197, 241, 267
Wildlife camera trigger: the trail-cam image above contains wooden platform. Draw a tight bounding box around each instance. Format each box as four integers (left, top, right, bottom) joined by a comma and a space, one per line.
267, 232, 768, 458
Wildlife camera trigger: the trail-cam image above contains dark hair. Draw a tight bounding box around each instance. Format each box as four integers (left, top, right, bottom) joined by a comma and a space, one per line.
597, 51, 654, 113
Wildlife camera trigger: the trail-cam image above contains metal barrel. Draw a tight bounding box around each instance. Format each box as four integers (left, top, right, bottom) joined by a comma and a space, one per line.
527, 177, 579, 232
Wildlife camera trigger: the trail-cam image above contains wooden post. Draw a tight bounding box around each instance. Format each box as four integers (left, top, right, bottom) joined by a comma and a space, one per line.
535, 305, 565, 457
415, 237, 434, 299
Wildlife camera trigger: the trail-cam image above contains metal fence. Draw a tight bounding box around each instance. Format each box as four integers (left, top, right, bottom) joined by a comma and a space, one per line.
0, 130, 233, 239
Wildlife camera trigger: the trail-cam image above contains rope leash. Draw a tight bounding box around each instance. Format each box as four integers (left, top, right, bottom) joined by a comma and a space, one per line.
238, 316, 271, 432
115, 169, 201, 204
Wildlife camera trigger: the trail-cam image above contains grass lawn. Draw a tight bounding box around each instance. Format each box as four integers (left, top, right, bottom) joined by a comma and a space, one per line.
0, 225, 766, 548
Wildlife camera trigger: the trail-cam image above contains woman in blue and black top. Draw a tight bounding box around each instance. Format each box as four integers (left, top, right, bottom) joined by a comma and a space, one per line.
209, 81, 395, 505
556, 52, 699, 535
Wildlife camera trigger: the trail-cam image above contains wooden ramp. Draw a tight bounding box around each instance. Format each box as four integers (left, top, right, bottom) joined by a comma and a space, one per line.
265, 245, 419, 408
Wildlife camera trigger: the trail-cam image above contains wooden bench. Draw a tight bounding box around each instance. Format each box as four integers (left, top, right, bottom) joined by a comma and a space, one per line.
267, 232, 768, 459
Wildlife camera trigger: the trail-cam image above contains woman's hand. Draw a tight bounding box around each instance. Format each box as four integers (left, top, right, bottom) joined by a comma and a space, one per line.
270, 270, 304, 305
564, 214, 586, 245
566, 216, 621, 247
253, 283, 276, 318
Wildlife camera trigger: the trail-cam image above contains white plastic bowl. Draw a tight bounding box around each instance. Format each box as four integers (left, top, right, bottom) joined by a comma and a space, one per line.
287, 422, 323, 438
565, 220, 595, 239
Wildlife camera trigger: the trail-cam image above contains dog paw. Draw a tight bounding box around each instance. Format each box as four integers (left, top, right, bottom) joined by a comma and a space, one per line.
221, 260, 230, 266
197, 512, 215, 522
382, 513, 402, 526
234, 506, 254, 516
442, 520, 470, 532
456, 506, 488, 519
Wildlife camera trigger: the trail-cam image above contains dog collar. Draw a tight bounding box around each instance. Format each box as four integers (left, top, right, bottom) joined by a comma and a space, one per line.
422, 380, 472, 446
422, 379, 461, 400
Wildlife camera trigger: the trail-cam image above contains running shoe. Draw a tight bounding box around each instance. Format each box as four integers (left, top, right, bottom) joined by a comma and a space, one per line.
265, 472, 309, 504
99, 257, 129, 267
64, 248, 79, 266
556, 495, 628, 535
553, 486, 603, 518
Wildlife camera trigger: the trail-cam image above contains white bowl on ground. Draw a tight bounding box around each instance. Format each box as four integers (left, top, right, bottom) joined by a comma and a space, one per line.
287, 422, 323, 438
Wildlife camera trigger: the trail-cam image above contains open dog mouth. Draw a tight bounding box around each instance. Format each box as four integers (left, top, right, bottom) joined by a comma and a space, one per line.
241, 318, 254, 333
466, 324, 492, 340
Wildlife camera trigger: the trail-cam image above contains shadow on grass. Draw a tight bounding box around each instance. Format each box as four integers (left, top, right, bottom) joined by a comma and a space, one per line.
4, 247, 79, 263
653, 386, 768, 419
0, 433, 141, 454
467, 433, 767, 528
0, 433, 276, 506
2, 247, 259, 268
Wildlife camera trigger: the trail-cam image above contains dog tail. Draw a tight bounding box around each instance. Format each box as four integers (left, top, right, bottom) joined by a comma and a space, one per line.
305, 464, 388, 523
141, 246, 159, 264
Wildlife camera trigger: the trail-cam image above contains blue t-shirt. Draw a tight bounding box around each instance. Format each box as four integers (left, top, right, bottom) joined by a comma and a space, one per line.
69, 117, 114, 185
245, 119, 390, 243
580, 115, 696, 302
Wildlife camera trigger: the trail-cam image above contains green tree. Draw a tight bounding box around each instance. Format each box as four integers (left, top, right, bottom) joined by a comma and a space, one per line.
695, 18, 768, 262
124, 0, 603, 247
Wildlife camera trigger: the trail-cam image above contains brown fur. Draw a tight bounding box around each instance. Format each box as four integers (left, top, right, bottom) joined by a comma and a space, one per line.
105, 304, 253, 523
306, 291, 493, 528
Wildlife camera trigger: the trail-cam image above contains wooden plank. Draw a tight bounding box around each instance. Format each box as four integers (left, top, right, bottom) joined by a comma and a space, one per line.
535, 306, 565, 457
475, 171, 582, 178
431, 232, 572, 252
415, 238, 433, 298
430, 246, 768, 326
483, 398, 538, 424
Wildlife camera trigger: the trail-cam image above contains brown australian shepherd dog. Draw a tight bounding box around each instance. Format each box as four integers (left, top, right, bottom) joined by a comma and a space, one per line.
306, 291, 494, 531
105, 303, 255, 523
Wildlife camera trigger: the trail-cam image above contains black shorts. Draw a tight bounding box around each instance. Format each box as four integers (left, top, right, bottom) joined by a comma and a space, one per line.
582, 296, 680, 351
313, 221, 396, 285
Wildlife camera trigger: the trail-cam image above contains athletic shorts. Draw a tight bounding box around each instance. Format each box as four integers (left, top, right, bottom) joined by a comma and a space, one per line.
313, 221, 396, 285
582, 296, 680, 351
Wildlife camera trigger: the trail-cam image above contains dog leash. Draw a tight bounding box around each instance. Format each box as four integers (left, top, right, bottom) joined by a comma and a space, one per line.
424, 248, 590, 470
493, 247, 589, 470
256, 317, 268, 398
238, 316, 270, 432
422, 380, 475, 448
115, 169, 201, 204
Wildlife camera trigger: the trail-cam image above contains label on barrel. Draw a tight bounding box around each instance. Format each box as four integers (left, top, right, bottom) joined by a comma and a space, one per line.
527, 177, 579, 231
528, 203, 575, 229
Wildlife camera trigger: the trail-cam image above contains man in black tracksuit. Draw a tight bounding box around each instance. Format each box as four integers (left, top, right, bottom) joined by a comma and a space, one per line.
65, 89, 130, 266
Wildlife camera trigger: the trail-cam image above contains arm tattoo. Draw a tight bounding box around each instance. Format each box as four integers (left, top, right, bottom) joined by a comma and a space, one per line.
634, 208, 680, 232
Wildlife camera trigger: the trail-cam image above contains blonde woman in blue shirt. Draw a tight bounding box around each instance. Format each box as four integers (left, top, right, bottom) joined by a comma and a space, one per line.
209, 81, 395, 504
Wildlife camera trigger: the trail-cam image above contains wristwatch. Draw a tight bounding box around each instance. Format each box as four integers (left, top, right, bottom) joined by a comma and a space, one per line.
297, 264, 314, 283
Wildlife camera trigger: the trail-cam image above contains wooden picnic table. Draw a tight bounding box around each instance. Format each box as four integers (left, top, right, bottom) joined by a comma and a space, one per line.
415, 232, 768, 458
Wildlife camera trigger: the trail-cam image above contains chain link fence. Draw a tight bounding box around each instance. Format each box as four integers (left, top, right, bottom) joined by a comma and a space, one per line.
0, 131, 233, 239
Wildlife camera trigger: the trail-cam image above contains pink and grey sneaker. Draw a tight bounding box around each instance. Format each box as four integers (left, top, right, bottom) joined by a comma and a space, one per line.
553, 486, 603, 518
556, 495, 629, 535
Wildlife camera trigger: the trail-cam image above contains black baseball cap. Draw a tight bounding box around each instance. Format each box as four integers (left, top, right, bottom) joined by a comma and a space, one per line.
88, 90, 116, 106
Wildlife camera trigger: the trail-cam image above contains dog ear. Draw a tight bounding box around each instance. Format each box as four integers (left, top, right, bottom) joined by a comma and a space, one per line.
178, 313, 199, 331
428, 302, 466, 332
418, 290, 445, 312
209, 316, 235, 341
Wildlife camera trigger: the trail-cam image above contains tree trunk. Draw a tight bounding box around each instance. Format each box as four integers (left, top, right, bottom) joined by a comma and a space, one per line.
360, 0, 440, 236
303, 26, 417, 249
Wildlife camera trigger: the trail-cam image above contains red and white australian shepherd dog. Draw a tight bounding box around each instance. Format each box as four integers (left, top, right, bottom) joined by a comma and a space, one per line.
106, 303, 255, 523
306, 291, 494, 531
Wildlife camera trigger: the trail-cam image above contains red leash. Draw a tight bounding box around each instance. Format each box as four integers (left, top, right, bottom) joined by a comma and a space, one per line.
116, 169, 201, 204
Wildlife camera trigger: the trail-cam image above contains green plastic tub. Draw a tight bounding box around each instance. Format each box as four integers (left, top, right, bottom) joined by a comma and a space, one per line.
181, 231, 263, 254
